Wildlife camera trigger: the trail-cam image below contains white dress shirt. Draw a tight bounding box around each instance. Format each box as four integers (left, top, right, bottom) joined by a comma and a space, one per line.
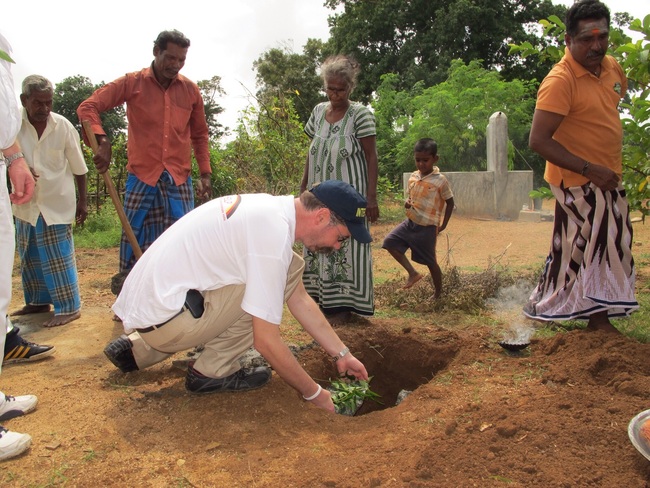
13, 109, 88, 225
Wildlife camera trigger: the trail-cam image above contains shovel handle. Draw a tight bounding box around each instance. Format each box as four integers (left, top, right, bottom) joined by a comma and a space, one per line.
81, 120, 143, 259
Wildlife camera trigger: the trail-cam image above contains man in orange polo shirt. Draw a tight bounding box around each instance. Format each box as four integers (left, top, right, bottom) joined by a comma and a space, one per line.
77, 29, 211, 273
524, 0, 638, 331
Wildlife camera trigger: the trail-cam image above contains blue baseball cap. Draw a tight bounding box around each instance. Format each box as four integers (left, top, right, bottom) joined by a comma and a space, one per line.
310, 180, 372, 244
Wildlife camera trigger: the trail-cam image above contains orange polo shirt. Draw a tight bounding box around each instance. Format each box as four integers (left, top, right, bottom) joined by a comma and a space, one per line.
536, 48, 627, 187
77, 65, 210, 187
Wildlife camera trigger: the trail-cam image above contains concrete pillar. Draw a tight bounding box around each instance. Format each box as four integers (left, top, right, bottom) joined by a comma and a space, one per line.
487, 112, 508, 217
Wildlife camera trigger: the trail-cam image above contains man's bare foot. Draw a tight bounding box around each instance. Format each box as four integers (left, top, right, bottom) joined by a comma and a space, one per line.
404, 273, 423, 289
43, 312, 81, 328
586, 320, 621, 334
11, 304, 51, 316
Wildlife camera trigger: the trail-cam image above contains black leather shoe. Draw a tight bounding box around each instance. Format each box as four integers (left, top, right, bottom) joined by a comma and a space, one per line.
186, 365, 271, 394
104, 335, 138, 373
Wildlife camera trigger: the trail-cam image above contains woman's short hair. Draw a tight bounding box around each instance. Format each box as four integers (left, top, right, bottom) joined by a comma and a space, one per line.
320, 55, 360, 92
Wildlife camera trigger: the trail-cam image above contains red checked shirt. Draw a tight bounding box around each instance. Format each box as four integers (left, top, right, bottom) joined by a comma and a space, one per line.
405, 167, 453, 227
77, 65, 210, 187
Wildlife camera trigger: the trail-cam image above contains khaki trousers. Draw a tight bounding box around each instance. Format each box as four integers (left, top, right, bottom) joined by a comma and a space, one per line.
129, 252, 305, 378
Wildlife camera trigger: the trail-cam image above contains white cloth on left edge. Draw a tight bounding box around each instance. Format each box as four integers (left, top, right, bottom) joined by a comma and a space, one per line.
0, 33, 20, 150
0, 32, 21, 374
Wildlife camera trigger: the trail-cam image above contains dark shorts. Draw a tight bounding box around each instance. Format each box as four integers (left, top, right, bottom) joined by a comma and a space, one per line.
382, 219, 437, 266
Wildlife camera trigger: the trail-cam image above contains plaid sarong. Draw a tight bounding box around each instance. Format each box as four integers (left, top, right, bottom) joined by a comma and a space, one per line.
15, 216, 81, 315
524, 183, 638, 321
120, 171, 194, 271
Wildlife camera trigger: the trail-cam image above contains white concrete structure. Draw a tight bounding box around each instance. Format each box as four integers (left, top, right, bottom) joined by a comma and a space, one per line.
403, 112, 533, 221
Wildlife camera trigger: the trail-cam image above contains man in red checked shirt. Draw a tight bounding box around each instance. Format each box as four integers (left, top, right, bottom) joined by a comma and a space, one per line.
77, 29, 211, 273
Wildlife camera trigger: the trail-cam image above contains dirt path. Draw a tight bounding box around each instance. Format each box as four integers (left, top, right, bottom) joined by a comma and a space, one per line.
2, 213, 649, 487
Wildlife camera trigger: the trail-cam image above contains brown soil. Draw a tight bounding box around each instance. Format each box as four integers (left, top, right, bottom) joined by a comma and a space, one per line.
2, 210, 650, 487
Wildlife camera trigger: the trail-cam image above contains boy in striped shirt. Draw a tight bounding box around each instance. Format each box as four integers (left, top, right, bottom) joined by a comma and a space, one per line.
382, 138, 454, 298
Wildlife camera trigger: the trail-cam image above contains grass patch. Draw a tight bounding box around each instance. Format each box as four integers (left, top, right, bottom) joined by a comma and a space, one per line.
74, 207, 122, 248
615, 291, 650, 343
376, 201, 405, 224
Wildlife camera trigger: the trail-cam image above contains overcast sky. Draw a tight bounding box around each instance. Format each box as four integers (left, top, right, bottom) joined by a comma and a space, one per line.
2, 0, 647, 138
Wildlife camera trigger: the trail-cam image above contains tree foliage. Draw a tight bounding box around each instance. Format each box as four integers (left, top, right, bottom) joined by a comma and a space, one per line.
373, 60, 539, 182
197, 75, 227, 141
53, 75, 126, 140
323, 0, 565, 103
510, 12, 650, 217
221, 93, 307, 195
617, 16, 650, 217
253, 39, 326, 125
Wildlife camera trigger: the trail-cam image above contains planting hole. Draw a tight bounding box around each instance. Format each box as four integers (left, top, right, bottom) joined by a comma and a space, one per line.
297, 327, 460, 415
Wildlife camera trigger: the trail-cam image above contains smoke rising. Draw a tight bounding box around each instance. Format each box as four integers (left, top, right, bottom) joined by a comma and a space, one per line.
488, 282, 536, 345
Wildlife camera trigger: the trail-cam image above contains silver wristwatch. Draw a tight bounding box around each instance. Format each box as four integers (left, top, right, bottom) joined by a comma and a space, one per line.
4, 151, 24, 169
332, 346, 350, 362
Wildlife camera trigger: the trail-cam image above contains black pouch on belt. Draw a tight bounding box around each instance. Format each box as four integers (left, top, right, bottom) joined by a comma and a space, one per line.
185, 289, 205, 318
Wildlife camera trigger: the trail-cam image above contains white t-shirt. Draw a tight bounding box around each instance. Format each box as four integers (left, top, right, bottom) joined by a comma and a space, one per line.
13, 110, 88, 225
113, 194, 297, 329
0, 33, 20, 150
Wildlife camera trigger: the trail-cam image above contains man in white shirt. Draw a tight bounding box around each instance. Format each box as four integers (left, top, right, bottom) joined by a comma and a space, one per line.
12, 75, 88, 328
0, 36, 55, 462
105, 180, 372, 413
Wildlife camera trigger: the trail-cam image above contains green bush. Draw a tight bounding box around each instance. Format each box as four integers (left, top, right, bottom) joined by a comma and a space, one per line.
74, 207, 121, 248
528, 186, 553, 200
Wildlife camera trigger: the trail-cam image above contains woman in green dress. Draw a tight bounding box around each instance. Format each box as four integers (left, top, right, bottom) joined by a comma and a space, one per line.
300, 55, 379, 323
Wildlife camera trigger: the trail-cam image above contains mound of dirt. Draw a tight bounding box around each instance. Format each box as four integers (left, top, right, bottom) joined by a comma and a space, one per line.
2, 215, 649, 486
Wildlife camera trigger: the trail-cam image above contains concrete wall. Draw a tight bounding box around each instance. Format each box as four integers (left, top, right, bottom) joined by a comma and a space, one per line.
499, 171, 534, 219
402, 170, 532, 220
400, 111, 533, 221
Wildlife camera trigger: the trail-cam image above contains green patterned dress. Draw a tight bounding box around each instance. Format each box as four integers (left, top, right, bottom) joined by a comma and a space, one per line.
303, 101, 375, 316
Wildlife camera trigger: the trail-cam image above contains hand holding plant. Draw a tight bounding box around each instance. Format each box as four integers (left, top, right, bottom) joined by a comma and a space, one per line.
328, 375, 383, 416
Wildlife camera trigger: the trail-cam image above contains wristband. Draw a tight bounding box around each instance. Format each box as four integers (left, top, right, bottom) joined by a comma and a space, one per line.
4, 151, 24, 169
333, 346, 350, 362
303, 384, 322, 401
580, 161, 590, 176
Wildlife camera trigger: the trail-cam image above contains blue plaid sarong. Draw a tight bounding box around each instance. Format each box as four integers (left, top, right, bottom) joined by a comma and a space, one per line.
119, 171, 194, 271
15, 216, 81, 315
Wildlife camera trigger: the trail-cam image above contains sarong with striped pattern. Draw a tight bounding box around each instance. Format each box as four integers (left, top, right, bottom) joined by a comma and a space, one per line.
523, 182, 638, 321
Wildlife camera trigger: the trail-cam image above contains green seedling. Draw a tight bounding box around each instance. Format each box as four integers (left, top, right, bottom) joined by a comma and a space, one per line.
328, 375, 383, 416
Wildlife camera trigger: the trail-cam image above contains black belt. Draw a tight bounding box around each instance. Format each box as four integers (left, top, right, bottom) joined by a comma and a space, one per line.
138, 307, 185, 334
